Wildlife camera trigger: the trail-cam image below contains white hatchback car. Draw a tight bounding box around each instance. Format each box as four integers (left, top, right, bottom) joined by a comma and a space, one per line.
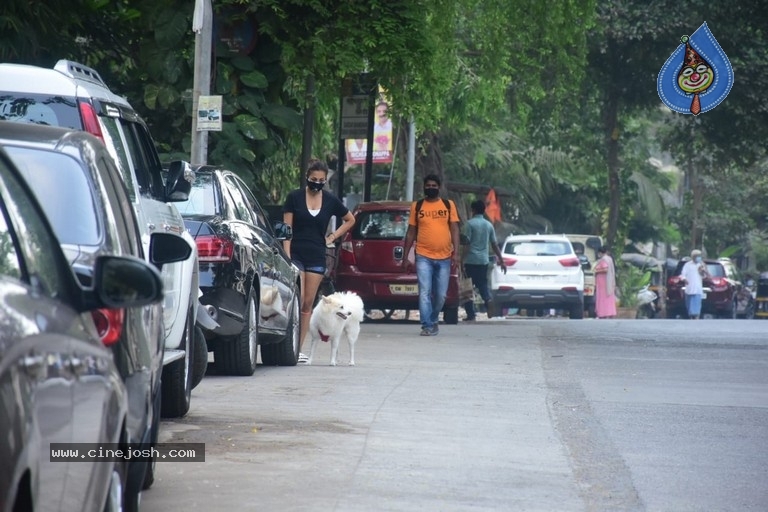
490, 234, 584, 319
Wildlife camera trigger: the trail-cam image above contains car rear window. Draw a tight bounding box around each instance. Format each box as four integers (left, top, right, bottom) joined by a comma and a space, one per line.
6, 146, 100, 245
504, 240, 571, 256
673, 261, 725, 278
174, 172, 216, 216
0, 93, 82, 129
353, 210, 410, 240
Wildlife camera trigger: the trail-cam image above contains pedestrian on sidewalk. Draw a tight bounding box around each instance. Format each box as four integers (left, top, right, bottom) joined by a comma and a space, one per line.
462, 200, 506, 321
401, 174, 460, 336
283, 159, 355, 362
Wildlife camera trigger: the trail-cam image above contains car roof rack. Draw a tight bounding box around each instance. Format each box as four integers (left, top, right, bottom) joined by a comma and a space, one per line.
54, 60, 108, 88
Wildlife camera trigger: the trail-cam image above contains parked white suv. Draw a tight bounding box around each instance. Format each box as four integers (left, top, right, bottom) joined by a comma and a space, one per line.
0, 60, 202, 418
491, 234, 584, 319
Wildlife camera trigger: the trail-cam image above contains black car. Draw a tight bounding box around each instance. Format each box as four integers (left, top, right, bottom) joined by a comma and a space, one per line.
0, 145, 167, 511
0, 122, 192, 509
174, 166, 301, 375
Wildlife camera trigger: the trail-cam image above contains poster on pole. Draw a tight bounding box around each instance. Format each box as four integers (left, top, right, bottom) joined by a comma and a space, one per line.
197, 95, 223, 131
345, 87, 392, 165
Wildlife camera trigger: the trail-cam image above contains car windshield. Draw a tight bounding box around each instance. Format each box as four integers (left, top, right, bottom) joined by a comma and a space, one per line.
353, 210, 410, 240
173, 172, 215, 216
707, 263, 725, 277
505, 240, 571, 256
5, 146, 100, 245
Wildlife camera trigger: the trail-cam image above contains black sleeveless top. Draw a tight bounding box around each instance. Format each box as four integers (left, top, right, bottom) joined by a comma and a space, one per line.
283, 189, 348, 267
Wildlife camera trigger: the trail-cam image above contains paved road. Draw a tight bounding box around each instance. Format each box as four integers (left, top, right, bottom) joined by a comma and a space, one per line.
141, 318, 768, 512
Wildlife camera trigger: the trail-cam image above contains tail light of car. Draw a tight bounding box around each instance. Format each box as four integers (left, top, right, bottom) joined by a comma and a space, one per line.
561, 286, 578, 291
196, 235, 234, 262
502, 257, 517, 267
78, 100, 105, 145
709, 277, 730, 292
498, 285, 515, 290
668, 275, 684, 287
91, 308, 124, 346
339, 241, 356, 266
559, 257, 580, 267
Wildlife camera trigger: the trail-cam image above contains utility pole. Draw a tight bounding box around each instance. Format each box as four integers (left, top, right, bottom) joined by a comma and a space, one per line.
191, 0, 212, 165
406, 116, 416, 201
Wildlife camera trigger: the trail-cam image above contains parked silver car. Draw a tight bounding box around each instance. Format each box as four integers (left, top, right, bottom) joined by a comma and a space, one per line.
0, 145, 165, 511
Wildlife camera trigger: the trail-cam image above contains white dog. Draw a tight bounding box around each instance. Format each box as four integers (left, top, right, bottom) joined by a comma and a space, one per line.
306, 291, 364, 366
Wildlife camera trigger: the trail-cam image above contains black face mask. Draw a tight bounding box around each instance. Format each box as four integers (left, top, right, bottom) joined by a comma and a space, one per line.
424, 188, 439, 199
306, 179, 325, 192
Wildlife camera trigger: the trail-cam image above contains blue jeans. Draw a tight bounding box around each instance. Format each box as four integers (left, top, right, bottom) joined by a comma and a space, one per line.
416, 255, 451, 329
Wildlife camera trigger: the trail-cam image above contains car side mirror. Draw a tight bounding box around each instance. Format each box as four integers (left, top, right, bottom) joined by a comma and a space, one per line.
578, 254, 591, 269
149, 232, 193, 270
165, 160, 194, 201
94, 255, 164, 308
273, 221, 293, 241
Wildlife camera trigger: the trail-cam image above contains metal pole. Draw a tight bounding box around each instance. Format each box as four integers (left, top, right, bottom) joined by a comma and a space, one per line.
191, 0, 212, 166
406, 116, 416, 201
362, 85, 376, 202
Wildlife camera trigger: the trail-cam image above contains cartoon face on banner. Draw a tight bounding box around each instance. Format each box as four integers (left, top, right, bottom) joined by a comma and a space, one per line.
657, 22, 734, 116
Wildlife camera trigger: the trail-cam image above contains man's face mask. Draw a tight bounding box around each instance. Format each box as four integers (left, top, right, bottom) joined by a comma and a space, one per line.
306, 179, 325, 192
695, 256, 702, 263
423, 186, 439, 199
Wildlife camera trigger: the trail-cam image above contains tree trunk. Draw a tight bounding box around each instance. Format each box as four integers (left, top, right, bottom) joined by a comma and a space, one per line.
604, 93, 621, 249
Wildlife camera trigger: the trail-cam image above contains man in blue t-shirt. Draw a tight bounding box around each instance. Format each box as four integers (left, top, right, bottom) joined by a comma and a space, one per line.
462, 200, 506, 320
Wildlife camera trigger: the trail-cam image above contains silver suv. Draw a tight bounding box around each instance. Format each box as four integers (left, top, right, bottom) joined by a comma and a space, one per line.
491, 234, 584, 319
0, 60, 202, 420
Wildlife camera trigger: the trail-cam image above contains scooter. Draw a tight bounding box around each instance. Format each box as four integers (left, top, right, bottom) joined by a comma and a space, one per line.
636, 284, 658, 319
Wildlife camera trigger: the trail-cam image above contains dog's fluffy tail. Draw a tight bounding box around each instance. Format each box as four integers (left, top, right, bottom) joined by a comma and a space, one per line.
339, 291, 365, 323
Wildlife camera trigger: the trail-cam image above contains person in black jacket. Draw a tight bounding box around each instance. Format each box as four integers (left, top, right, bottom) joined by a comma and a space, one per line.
283, 159, 355, 363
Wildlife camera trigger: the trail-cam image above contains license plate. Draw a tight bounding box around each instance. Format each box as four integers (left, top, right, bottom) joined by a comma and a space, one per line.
526, 275, 550, 281
390, 284, 418, 295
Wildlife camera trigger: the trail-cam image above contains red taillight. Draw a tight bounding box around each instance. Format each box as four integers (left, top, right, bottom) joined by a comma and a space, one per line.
78, 101, 105, 144
668, 276, 683, 287
91, 309, 124, 346
559, 257, 580, 267
710, 277, 729, 291
502, 257, 517, 267
498, 285, 515, 291
196, 235, 234, 262
339, 241, 356, 266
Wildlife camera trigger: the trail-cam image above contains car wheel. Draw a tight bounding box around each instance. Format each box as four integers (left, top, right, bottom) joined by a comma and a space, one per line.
191, 325, 208, 389
161, 304, 194, 418
443, 306, 459, 324
215, 290, 259, 376
569, 301, 584, 319
261, 292, 300, 366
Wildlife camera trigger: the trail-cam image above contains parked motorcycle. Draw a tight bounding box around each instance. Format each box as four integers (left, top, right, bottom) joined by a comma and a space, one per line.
636, 284, 658, 319
734, 277, 756, 319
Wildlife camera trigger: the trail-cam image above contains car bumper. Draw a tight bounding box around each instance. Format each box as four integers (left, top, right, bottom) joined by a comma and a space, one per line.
199, 285, 247, 337
492, 288, 583, 308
